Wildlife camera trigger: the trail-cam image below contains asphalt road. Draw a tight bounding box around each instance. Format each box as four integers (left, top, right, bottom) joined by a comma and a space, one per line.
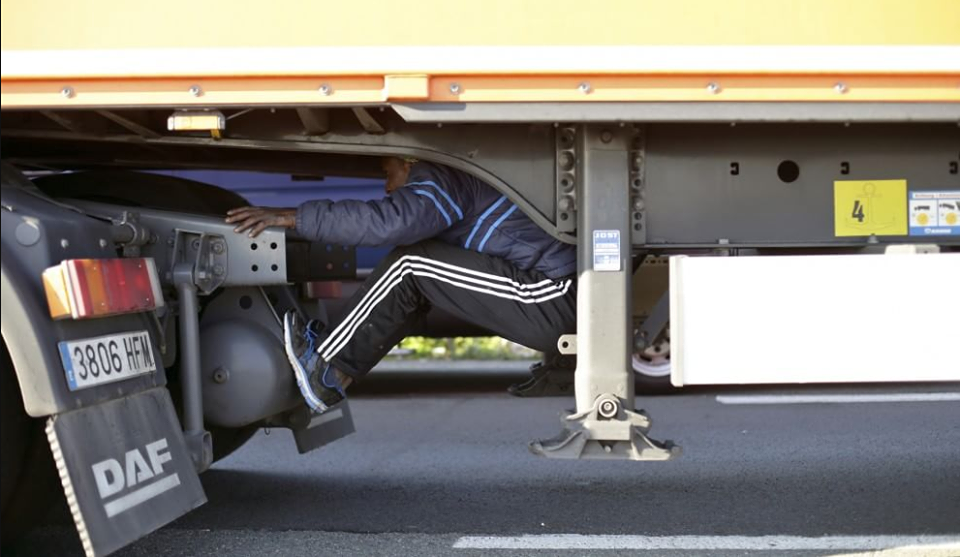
11, 370, 960, 557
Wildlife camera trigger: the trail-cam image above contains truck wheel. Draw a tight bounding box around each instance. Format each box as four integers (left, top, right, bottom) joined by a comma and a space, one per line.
1, 340, 29, 520
32, 170, 248, 215
633, 333, 676, 394
1, 340, 60, 543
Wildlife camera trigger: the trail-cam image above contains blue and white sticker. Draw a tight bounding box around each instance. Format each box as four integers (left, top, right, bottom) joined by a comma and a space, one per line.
593, 230, 621, 272
909, 190, 960, 236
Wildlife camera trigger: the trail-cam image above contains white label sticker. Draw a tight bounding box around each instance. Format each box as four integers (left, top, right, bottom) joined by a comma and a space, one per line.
593, 230, 621, 272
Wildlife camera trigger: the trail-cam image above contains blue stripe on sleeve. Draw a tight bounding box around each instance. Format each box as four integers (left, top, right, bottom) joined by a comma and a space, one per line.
477, 204, 518, 252
407, 181, 463, 220
413, 190, 453, 226
464, 195, 508, 249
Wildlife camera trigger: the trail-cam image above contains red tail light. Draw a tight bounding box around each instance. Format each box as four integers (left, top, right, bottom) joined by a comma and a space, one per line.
44, 258, 164, 320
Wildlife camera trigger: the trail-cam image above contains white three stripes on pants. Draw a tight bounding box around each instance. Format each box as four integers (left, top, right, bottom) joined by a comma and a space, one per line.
317, 255, 573, 361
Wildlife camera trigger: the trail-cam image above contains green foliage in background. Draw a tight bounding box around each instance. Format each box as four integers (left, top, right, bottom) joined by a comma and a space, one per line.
389, 337, 539, 360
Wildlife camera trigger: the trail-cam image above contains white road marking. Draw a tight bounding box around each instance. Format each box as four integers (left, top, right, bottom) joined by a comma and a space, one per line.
452, 534, 960, 551
716, 393, 960, 405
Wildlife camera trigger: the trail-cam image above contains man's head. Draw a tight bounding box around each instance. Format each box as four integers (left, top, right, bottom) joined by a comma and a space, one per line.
382, 156, 416, 194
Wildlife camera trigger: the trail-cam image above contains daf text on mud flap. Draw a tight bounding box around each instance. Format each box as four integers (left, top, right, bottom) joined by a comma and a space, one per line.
91, 438, 181, 518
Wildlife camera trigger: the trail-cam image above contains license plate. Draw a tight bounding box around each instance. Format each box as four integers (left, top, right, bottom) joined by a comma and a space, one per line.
58, 331, 157, 391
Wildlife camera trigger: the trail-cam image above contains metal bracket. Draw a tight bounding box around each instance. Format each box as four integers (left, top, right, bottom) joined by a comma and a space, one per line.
70, 201, 289, 290
557, 334, 577, 355
351, 107, 386, 134
634, 290, 669, 352
285, 240, 358, 281
529, 395, 679, 460
555, 125, 578, 233
170, 230, 228, 295
296, 108, 330, 135
630, 126, 647, 245
109, 211, 153, 257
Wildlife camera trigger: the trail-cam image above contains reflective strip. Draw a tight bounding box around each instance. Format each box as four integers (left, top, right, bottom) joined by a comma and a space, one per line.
464, 195, 508, 249
412, 190, 452, 226
407, 181, 463, 220
477, 204, 518, 252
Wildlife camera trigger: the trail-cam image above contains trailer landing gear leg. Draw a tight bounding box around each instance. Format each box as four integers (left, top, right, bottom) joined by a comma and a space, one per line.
529, 393, 676, 460
530, 125, 679, 461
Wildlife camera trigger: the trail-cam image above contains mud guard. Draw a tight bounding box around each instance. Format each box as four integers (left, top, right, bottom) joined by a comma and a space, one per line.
46, 387, 206, 557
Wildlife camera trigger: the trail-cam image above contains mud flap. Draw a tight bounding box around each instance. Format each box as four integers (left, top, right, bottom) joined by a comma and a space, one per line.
289, 400, 356, 454
45, 387, 206, 557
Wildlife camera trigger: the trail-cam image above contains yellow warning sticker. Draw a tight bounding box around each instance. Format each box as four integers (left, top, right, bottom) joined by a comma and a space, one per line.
833, 180, 908, 237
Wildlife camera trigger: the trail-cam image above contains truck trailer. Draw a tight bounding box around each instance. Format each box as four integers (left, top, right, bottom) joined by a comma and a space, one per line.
2, 1, 958, 555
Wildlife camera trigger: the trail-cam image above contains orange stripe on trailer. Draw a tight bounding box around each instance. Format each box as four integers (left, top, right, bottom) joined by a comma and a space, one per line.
430, 74, 960, 103
1, 76, 385, 109
3, 73, 958, 109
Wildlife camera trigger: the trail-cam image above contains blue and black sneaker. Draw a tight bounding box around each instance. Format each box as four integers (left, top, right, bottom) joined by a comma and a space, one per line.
283, 311, 346, 412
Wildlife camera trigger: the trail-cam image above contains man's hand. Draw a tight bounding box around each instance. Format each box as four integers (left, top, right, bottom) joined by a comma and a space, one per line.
225, 207, 297, 238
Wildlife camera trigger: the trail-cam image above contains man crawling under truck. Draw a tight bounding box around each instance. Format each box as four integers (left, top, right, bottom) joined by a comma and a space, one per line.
226, 157, 576, 413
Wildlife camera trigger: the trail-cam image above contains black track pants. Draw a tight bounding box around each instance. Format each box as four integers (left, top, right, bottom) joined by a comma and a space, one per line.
316, 240, 577, 378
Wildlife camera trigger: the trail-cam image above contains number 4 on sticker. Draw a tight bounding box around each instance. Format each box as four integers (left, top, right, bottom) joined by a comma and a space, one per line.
833, 180, 907, 237
851, 200, 865, 223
